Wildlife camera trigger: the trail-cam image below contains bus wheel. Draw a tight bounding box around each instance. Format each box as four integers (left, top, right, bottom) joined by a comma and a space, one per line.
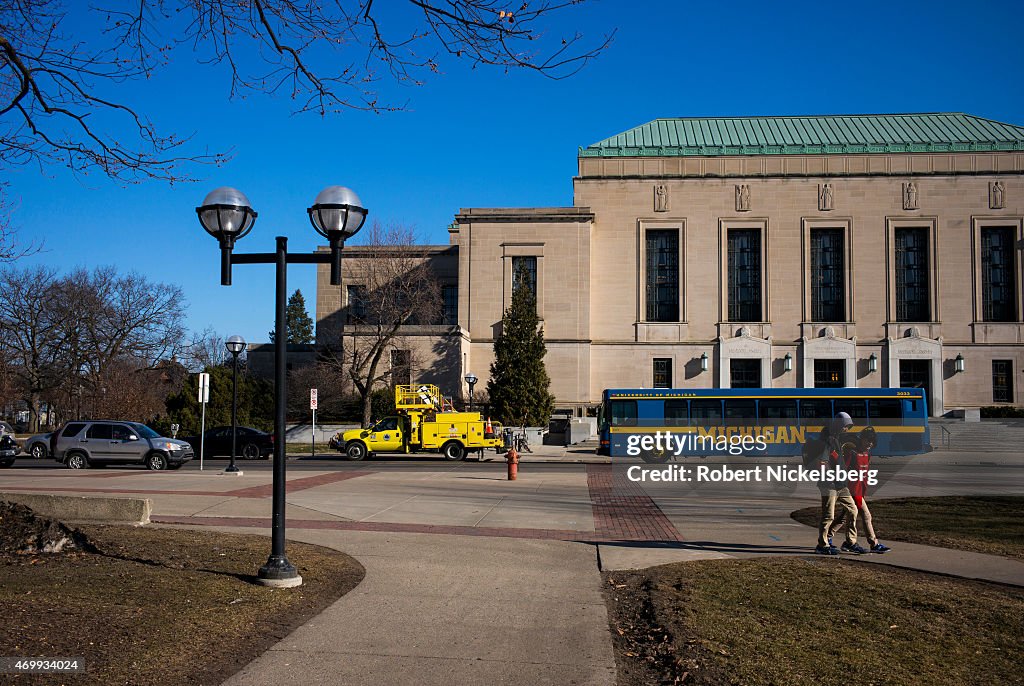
641, 453, 671, 464
442, 441, 466, 461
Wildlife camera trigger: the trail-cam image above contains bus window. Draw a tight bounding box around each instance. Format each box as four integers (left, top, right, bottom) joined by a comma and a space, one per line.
834, 399, 867, 419
869, 399, 901, 420
691, 399, 723, 425
759, 399, 798, 421
664, 400, 688, 426
724, 399, 756, 425
799, 399, 832, 421
610, 400, 638, 427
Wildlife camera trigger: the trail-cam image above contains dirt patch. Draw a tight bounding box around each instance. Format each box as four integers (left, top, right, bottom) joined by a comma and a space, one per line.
0, 500, 95, 554
791, 495, 1024, 560
0, 506, 364, 685
604, 558, 1024, 686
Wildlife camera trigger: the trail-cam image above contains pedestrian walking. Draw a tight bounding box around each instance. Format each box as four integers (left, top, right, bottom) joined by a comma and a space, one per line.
814, 412, 864, 555
831, 427, 891, 553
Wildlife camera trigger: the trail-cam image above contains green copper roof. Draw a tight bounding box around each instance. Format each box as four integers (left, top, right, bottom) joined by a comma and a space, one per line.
579, 113, 1024, 157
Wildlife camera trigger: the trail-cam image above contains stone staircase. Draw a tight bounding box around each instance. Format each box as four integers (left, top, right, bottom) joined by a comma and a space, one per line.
930, 419, 1024, 452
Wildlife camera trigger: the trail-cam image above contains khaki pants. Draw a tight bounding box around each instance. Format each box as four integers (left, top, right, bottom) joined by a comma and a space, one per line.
830, 500, 876, 547
818, 487, 858, 547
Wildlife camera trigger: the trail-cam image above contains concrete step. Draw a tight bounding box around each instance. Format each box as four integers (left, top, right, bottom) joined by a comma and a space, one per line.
930, 420, 1024, 451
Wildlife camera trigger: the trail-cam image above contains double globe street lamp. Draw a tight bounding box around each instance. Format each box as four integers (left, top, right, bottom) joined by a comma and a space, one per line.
197, 186, 367, 588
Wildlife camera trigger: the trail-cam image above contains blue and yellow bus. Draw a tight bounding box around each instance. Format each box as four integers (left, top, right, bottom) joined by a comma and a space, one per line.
597, 387, 930, 461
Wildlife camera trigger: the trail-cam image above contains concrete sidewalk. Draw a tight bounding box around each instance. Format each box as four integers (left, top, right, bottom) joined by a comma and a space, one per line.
3, 456, 1023, 685
219, 529, 616, 686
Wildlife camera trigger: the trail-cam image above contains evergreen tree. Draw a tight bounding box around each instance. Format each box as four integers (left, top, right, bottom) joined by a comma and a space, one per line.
269, 289, 315, 344
163, 364, 274, 435
486, 264, 554, 426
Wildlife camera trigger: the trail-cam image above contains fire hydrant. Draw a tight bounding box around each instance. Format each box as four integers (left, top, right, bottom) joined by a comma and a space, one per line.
506, 447, 519, 481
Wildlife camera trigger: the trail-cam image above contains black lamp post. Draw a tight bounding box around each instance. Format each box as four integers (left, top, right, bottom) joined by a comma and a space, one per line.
225, 335, 246, 474
464, 372, 478, 411
197, 185, 367, 588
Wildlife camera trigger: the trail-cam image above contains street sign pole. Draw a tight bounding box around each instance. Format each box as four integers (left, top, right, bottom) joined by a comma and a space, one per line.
310, 388, 318, 459
199, 372, 210, 470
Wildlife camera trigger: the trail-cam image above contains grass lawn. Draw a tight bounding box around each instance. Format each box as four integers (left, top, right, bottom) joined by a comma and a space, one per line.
791, 496, 1024, 560
0, 520, 364, 685
605, 557, 1024, 686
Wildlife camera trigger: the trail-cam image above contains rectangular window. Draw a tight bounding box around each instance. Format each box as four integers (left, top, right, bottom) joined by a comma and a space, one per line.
728, 229, 761, 322
512, 256, 537, 307
664, 400, 688, 426
61, 422, 86, 438
834, 399, 867, 419
730, 359, 761, 388
725, 399, 756, 425
442, 285, 458, 325
982, 227, 1017, 322
868, 399, 902, 420
390, 349, 411, 387
646, 229, 679, 322
86, 423, 112, 440
993, 360, 1014, 403
814, 360, 845, 388
759, 399, 798, 421
690, 399, 723, 425
347, 285, 368, 323
653, 358, 673, 389
810, 228, 845, 322
799, 399, 832, 421
610, 400, 638, 426
895, 227, 930, 322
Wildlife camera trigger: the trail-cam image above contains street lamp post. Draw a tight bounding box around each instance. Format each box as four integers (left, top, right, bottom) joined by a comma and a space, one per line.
197, 186, 367, 588
225, 335, 246, 474
464, 372, 478, 411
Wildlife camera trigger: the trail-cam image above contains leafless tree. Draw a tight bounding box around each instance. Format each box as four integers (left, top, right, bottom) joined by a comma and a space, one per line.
183, 327, 228, 372
58, 266, 187, 398
0, 265, 67, 430
0, 264, 188, 428
0, 1, 611, 184
321, 222, 443, 427
287, 361, 354, 420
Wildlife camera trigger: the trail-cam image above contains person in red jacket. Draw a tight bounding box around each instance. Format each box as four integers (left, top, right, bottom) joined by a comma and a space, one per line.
833, 427, 891, 554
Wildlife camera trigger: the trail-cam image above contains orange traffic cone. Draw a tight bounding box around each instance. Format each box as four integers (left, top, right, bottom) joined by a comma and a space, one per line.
485, 417, 493, 437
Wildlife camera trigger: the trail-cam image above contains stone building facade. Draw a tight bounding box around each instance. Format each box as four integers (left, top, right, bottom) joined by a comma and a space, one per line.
317, 113, 1024, 417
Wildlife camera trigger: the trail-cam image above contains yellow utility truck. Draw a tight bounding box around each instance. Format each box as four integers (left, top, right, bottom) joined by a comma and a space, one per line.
330, 384, 505, 461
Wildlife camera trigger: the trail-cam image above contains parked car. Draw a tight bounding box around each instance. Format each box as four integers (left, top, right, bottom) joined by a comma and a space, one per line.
22, 432, 53, 459
0, 433, 18, 467
50, 420, 194, 470
0, 421, 15, 435
180, 426, 273, 460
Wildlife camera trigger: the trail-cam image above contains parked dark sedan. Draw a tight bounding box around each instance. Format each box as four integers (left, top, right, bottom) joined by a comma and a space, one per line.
180, 426, 273, 460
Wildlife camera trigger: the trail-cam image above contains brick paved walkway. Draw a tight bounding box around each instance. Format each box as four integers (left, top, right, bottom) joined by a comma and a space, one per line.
586, 464, 683, 542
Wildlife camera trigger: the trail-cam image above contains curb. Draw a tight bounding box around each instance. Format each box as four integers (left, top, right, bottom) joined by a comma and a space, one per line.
0, 492, 152, 525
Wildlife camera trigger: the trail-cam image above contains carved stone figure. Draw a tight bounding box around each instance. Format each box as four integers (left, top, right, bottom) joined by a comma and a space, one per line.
736, 184, 751, 212
654, 184, 669, 212
991, 181, 1005, 209
818, 183, 834, 211
904, 182, 918, 210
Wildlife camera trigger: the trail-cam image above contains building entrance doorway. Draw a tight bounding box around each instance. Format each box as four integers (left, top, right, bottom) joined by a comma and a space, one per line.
899, 360, 932, 412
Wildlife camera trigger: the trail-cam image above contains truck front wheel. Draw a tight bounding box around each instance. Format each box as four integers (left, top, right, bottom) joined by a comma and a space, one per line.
441, 441, 466, 461
346, 441, 368, 461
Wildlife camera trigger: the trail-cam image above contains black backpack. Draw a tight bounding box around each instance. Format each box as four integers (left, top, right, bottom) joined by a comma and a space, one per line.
801, 435, 825, 469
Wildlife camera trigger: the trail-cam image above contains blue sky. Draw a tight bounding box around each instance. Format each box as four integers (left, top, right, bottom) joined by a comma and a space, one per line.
8, 1, 1024, 347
